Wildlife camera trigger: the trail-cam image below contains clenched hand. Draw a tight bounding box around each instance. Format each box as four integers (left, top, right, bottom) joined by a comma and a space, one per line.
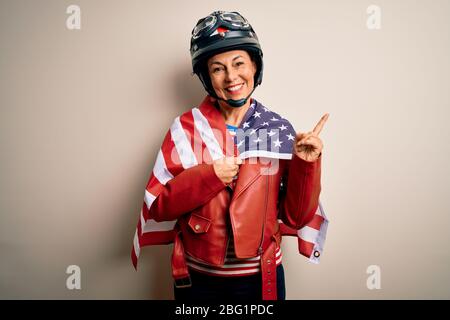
213, 156, 243, 185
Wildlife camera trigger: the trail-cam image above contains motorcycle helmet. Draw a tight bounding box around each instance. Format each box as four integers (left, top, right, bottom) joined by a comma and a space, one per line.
190, 11, 263, 107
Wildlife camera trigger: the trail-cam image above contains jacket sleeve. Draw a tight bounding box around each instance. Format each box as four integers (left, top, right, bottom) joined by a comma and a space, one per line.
149, 163, 227, 222
278, 153, 322, 229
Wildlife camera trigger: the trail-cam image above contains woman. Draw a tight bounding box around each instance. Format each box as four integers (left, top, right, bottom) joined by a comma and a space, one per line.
132, 11, 329, 301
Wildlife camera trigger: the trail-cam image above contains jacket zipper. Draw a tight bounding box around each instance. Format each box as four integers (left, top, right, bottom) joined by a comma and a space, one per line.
223, 188, 233, 265
257, 173, 270, 256
222, 233, 230, 265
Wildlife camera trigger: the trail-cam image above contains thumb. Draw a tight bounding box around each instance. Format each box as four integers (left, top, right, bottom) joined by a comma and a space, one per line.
296, 132, 307, 140
234, 157, 243, 165
296, 131, 313, 141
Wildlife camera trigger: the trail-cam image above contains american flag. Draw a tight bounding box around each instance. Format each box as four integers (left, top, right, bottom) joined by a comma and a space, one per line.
132, 96, 328, 269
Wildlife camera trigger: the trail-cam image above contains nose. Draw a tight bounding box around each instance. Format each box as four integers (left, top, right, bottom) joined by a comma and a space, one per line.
225, 67, 238, 82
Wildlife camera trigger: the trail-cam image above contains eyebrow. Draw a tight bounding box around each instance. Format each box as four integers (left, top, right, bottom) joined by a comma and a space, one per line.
210, 55, 243, 66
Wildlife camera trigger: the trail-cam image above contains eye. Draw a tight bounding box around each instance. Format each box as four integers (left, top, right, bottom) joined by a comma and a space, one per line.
236, 61, 244, 66
212, 67, 223, 73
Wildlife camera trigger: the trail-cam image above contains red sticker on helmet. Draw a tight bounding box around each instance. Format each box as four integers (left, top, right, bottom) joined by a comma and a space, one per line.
217, 27, 228, 33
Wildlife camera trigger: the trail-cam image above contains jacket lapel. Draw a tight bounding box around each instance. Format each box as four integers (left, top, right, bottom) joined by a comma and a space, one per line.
231, 159, 262, 201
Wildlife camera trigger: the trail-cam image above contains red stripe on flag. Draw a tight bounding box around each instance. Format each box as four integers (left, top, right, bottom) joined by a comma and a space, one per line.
298, 238, 314, 258
306, 213, 324, 231
140, 230, 176, 246
137, 217, 143, 239
141, 201, 150, 221
131, 245, 138, 269
279, 222, 298, 237
146, 175, 164, 198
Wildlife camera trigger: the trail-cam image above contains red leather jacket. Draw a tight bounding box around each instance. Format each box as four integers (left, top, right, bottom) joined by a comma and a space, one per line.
149, 148, 322, 299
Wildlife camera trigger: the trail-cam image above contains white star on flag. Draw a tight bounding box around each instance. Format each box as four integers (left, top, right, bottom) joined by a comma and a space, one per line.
270, 116, 279, 121
243, 122, 250, 128
268, 130, 277, 137
253, 111, 261, 118
273, 139, 283, 147
287, 133, 295, 141
262, 122, 269, 126
279, 124, 287, 131
249, 128, 257, 135
253, 137, 262, 144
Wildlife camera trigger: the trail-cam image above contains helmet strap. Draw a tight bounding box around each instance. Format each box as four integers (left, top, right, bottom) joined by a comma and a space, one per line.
211, 85, 257, 108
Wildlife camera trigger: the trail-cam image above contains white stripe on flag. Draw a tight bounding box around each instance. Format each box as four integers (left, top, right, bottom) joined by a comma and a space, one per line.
133, 230, 140, 258
140, 206, 176, 234
140, 209, 146, 231
310, 201, 328, 262
144, 190, 156, 210
316, 201, 326, 217
276, 255, 282, 265
239, 150, 293, 160
153, 149, 173, 185
170, 117, 198, 169
315, 201, 328, 248
298, 225, 319, 244
192, 108, 224, 161
142, 217, 177, 233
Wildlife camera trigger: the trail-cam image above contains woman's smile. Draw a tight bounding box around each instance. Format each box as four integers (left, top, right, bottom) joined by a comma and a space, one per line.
225, 83, 244, 95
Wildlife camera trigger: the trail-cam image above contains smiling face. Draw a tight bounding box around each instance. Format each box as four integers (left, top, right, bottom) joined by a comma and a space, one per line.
207, 50, 257, 102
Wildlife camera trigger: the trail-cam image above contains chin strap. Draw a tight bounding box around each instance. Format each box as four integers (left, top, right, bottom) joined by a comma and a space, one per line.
212, 85, 257, 108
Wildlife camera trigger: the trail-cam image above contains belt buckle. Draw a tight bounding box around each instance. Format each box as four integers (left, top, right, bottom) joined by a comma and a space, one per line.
174, 276, 192, 288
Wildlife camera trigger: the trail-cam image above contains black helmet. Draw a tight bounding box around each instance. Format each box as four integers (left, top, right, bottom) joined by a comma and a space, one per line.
190, 11, 263, 107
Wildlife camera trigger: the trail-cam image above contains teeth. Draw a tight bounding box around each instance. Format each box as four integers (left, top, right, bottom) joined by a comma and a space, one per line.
227, 84, 243, 92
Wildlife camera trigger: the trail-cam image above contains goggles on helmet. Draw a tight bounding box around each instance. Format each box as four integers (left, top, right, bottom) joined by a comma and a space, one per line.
191, 11, 251, 39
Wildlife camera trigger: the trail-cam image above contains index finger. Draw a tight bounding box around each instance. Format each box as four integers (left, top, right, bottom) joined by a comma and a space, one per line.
312, 113, 329, 136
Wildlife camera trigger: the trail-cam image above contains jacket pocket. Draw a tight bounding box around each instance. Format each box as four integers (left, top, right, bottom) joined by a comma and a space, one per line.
188, 213, 211, 234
